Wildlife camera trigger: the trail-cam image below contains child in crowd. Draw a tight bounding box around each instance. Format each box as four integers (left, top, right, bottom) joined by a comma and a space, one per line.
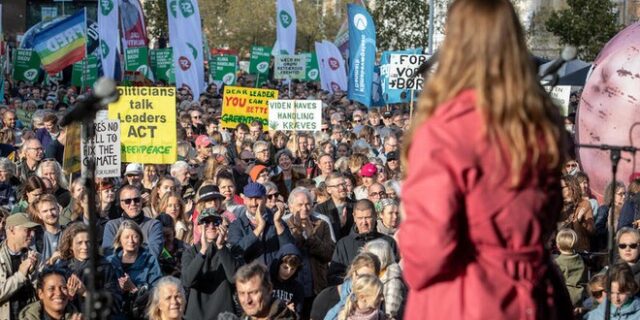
554, 228, 587, 307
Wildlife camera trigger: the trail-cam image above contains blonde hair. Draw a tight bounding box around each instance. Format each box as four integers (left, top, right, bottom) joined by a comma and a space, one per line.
556, 228, 578, 252
401, 0, 564, 187
337, 274, 384, 320
346, 252, 381, 280
112, 220, 144, 250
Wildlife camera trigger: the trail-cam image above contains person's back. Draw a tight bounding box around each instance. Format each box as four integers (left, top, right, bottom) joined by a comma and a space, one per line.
554, 228, 587, 306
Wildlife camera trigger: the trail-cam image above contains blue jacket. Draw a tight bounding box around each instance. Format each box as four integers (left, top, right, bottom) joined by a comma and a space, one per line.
585, 296, 640, 320
35, 128, 54, 152
102, 215, 163, 257
228, 209, 293, 267
618, 198, 638, 231
107, 247, 162, 289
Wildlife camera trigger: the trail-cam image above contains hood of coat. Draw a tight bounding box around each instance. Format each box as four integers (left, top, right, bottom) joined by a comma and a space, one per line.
270, 243, 303, 282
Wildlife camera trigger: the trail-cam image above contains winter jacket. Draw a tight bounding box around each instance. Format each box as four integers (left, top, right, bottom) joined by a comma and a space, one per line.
18, 300, 77, 320
323, 279, 352, 320
271, 170, 305, 202
102, 214, 163, 257
314, 198, 355, 241
554, 253, 587, 306
228, 209, 294, 267
34, 128, 53, 152
107, 247, 162, 289
0, 241, 37, 320
328, 227, 398, 286
270, 244, 305, 316
182, 243, 242, 320
380, 263, 406, 319
0, 183, 16, 211
240, 297, 298, 320
585, 296, 640, 320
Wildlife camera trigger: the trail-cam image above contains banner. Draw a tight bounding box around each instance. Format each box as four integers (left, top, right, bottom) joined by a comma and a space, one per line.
303, 52, 319, 82
315, 40, 348, 94
545, 85, 573, 116
275, 0, 296, 55
63, 123, 82, 174
81, 120, 121, 178
334, 0, 365, 58
120, 0, 148, 49
32, 9, 86, 74
108, 87, 177, 164
348, 4, 376, 106
71, 55, 99, 88
388, 53, 429, 90
274, 54, 306, 80
372, 65, 385, 107
380, 49, 422, 104
125, 47, 153, 80
221, 86, 279, 129
250, 46, 271, 75
12, 49, 41, 83
15, 109, 33, 129
167, 0, 205, 99
268, 100, 322, 131
150, 48, 175, 84
99, 0, 119, 78
209, 55, 237, 85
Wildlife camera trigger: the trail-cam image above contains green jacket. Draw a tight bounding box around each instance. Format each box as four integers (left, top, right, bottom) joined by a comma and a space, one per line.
554, 253, 587, 306
19, 301, 78, 320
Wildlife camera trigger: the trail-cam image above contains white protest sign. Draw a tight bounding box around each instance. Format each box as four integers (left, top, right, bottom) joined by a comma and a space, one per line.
388, 54, 430, 90
274, 55, 306, 80
545, 85, 573, 116
81, 120, 121, 178
268, 100, 322, 131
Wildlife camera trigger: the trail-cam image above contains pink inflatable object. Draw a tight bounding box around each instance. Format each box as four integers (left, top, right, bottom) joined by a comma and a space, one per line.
577, 22, 640, 202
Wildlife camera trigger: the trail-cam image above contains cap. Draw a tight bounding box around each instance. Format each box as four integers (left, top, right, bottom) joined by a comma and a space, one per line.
386, 151, 398, 162
383, 111, 392, 118
360, 163, 378, 177
198, 208, 223, 225
197, 185, 225, 202
630, 172, 640, 183
97, 179, 115, 191
6, 213, 39, 229
249, 165, 268, 182
243, 182, 266, 198
195, 135, 213, 148
125, 163, 143, 176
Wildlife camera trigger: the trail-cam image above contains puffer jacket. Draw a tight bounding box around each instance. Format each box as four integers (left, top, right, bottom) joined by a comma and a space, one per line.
18, 301, 77, 320
380, 263, 406, 319
585, 296, 640, 319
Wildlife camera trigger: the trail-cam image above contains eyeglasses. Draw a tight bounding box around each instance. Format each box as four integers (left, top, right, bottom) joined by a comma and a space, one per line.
369, 191, 387, 198
565, 163, 578, 169
241, 158, 256, 162
327, 183, 346, 189
321, 128, 329, 132
121, 197, 142, 205
201, 217, 222, 227
267, 193, 279, 200
591, 290, 604, 299
618, 243, 639, 249
192, 115, 201, 119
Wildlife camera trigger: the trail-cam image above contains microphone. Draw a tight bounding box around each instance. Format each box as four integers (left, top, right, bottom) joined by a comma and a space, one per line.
415, 51, 439, 78
539, 46, 577, 81
59, 77, 119, 127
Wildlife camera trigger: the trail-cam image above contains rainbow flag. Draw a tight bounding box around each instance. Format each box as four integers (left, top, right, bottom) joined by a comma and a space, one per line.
33, 9, 86, 74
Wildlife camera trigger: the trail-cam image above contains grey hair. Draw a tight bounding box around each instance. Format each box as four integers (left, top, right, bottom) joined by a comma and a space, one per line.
112, 220, 144, 250
36, 160, 69, 190
32, 109, 52, 125
211, 145, 228, 156
0, 158, 16, 176
362, 238, 395, 269
252, 140, 269, 153
384, 180, 401, 197
170, 161, 190, 176
288, 186, 313, 207
617, 227, 640, 244
334, 157, 350, 173
274, 149, 293, 163
146, 276, 186, 320
262, 181, 278, 194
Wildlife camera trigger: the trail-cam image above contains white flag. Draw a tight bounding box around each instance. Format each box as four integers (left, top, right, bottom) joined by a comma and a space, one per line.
98, 0, 119, 78
316, 41, 348, 94
275, 0, 296, 55
167, 0, 205, 99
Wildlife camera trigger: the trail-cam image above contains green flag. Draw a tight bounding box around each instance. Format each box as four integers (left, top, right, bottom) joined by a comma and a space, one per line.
249, 46, 271, 75
13, 49, 41, 83
71, 55, 99, 89
150, 49, 175, 84
303, 52, 319, 82
209, 55, 237, 85
125, 47, 153, 81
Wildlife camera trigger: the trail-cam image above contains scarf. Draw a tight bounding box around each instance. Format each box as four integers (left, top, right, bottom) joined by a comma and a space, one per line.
123, 210, 145, 225
348, 309, 384, 320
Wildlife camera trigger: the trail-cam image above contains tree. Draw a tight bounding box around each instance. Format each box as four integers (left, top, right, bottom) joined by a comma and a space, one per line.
545, 0, 622, 61
371, 0, 429, 51
143, 0, 168, 40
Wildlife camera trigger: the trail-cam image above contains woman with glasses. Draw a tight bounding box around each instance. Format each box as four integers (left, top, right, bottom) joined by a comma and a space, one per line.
263, 182, 283, 213
594, 181, 626, 252
615, 228, 640, 281
560, 175, 595, 252
585, 263, 640, 320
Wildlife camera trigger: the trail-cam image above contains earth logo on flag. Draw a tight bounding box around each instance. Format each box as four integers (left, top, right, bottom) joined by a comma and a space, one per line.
24, 69, 39, 82
280, 11, 292, 28
353, 13, 367, 31
101, 40, 110, 58
308, 69, 318, 79
328, 58, 340, 70
257, 61, 269, 73
180, 0, 195, 18
179, 56, 191, 71
100, 0, 114, 16
223, 73, 235, 85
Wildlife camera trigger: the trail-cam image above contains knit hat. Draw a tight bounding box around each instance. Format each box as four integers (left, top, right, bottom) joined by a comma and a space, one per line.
249, 165, 268, 182
360, 163, 378, 177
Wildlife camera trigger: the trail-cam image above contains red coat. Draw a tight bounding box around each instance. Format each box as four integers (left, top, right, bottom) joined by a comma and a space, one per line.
398, 90, 573, 320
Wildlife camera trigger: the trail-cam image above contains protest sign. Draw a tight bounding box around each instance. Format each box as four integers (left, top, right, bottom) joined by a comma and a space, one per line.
63, 123, 82, 174
71, 55, 99, 88
274, 55, 306, 80
209, 55, 237, 85
15, 109, 33, 129
125, 47, 152, 80
268, 100, 322, 131
150, 48, 175, 84
221, 86, 279, 129
250, 46, 271, 75
545, 85, 573, 116
303, 52, 319, 82
13, 49, 41, 83
81, 120, 121, 178
108, 87, 177, 164
388, 53, 430, 90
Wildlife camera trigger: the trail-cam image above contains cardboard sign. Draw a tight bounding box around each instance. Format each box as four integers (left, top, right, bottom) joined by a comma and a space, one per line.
150, 49, 175, 84
13, 49, 41, 83
268, 100, 322, 131
249, 46, 271, 75
107, 87, 177, 164
209, 55, 237, 85
545, 85, 573, 116
274, 55, 306, 80
125, 47, 152, 80
221, 86, 279, 129
388, 54, 430, 90
63, 123, 82, 174
81, 120, 121, 178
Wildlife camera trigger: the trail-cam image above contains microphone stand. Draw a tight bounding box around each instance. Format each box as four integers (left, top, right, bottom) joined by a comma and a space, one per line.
576, 143, 639, 320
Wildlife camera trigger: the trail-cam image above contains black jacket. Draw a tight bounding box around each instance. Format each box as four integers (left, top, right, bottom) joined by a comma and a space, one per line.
327, 226, 399, 286
182, 243, 243, 320
314, 198, 354, 241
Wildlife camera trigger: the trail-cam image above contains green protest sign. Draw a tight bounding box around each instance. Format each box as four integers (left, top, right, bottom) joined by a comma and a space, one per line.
71, 55, 99, 89
249, 46, 271, 75
45, 72, 63, 86
15, 109, 34, 129
125, 47, 153, 80
303, 52, 319, 82
209, 55, 237, 85
13, 49, 41, 83
150, 49, 175, 84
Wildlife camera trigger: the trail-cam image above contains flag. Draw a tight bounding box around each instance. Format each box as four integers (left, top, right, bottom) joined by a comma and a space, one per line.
120, 0, 148, 49
167, 0, 205, 99
99, 0, 119, 78
315, 41, 348, 94
347, 4, 376, 106
372, 65, 385, 106
334, 0, 365, 58
33, 9, 87, 75
275, 0, 296, 55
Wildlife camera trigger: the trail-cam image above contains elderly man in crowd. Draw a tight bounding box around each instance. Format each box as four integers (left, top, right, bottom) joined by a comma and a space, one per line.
235, 261, 297, 320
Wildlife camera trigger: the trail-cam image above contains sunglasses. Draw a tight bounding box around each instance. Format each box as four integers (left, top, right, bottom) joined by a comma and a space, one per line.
201, 217, 222, 226
565, 163, 578, 168
267, 193, 279, 200
121, 197, 142, 205
618, 243, 639, 249
591, 290, 604, 299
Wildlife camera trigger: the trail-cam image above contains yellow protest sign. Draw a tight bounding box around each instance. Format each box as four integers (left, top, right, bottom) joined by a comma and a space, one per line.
108, 87, 177, 164
62, 122, 81, 174
221, 86, 279, 129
